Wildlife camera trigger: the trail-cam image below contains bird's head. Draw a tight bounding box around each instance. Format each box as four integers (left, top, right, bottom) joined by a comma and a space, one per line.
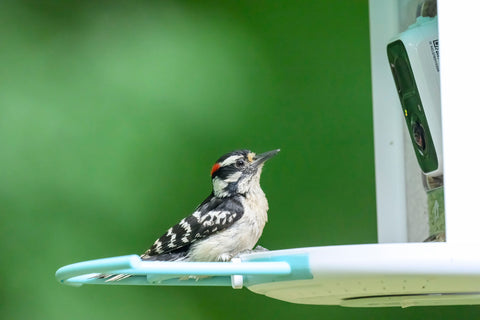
210, 149, 280, 198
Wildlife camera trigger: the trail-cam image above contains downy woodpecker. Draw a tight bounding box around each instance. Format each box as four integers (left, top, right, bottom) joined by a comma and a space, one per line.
102, 149, 279, 281
140, 149, 279, 262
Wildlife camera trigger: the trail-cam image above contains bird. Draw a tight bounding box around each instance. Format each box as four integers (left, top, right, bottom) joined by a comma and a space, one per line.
101, 149, 279, 281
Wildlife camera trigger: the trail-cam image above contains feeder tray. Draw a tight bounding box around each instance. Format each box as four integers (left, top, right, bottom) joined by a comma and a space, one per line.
56, 243, 480, 307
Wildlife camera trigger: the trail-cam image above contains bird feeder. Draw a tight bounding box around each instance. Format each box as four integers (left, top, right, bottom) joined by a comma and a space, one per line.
56, 0, 480, 307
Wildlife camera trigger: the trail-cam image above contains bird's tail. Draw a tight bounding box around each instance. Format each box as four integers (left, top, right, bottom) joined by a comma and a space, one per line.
94, 252, 189, 282
93, 273, 132, 282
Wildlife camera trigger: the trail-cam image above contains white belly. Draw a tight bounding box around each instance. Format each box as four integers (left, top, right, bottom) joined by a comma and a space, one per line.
188, 188, 269, 261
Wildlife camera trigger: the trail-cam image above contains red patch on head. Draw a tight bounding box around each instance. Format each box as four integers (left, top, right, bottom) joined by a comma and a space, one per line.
210, 163, 221, 176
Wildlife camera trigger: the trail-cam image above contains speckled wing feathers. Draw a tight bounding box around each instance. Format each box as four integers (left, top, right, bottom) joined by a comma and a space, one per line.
141, 194, 244, 260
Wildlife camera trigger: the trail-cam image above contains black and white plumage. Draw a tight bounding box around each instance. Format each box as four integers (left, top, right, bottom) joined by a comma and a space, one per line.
101, 149, 278, 281
139, 149, 279, 263
140, 194, 244, 262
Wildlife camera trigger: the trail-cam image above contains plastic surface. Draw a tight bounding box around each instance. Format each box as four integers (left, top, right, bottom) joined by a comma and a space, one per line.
242, 243, 480, 307
55, 254, 291, 288
437, 0, 480, 245
57, 243, 480, 307
369, 0, 408, 243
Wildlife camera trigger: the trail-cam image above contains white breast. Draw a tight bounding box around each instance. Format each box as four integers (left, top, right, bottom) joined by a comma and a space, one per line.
188, 184, 269, 262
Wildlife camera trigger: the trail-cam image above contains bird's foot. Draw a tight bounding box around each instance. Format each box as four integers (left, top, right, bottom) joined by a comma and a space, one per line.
233, 245, 270, 258
253, 245, 269, 252
218, 253, 233, 262
179, 275, 211, 281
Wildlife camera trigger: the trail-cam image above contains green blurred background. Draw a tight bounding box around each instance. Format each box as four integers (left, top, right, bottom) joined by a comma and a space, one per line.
1, 1, 478, 319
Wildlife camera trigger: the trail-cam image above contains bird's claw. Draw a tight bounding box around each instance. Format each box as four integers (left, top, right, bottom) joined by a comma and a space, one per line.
233, 245, 270, 258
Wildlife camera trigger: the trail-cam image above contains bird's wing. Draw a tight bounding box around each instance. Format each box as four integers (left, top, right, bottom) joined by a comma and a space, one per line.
142, 194, 244, 258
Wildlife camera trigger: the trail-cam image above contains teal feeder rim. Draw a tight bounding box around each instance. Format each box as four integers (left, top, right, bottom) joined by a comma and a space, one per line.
55, 254, 294, 289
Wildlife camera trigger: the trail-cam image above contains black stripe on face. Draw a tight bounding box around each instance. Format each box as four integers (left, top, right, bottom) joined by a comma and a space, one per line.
211, 150, 251, 180
213, 163, 240, 181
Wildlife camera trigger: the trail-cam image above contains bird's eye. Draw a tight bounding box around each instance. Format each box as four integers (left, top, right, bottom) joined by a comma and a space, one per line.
235, 159, 246, 168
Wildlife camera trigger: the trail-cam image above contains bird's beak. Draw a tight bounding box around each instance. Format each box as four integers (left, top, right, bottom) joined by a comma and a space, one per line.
252, 149, 280, 167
